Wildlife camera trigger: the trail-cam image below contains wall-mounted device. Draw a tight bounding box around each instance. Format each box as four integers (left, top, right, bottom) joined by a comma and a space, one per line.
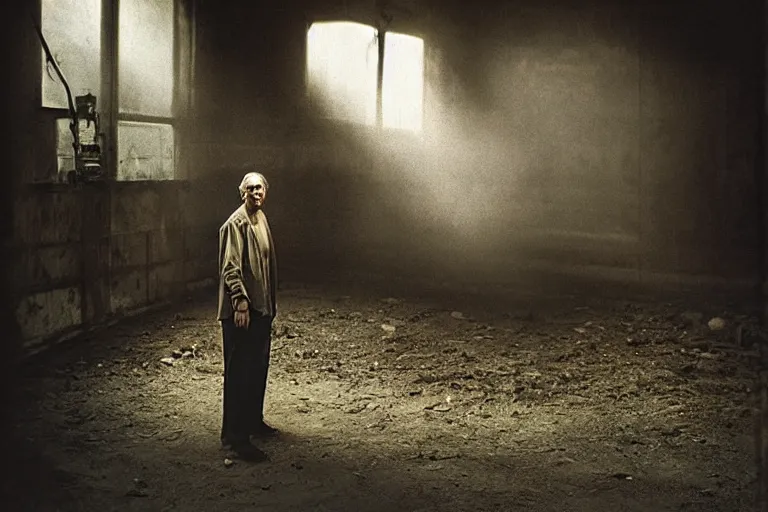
73, 92, 102, 181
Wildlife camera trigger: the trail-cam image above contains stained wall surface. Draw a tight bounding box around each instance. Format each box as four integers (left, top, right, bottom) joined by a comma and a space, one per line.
7, 0, 765, 350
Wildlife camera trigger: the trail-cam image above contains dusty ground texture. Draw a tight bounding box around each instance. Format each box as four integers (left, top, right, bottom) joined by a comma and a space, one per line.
3, 278, 764, 512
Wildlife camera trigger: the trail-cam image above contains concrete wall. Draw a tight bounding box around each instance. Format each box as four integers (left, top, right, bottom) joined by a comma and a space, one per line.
448, 0, 762, 288
189, 0, 764, 295
7, 0, 765, 351
8, 0, 213, 352
9, 182, 214, 351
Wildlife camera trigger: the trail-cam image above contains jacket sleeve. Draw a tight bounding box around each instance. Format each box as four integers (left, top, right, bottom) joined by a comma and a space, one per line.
219, 222, 250, 309
267, 221, 278, 318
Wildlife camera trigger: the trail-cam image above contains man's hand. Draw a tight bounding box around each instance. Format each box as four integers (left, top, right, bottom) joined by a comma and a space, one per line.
234, 300, 250, 329
234, 309, 250, 329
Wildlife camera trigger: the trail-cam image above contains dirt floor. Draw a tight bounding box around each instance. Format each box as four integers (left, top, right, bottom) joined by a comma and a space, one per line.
3, 278, 764, 511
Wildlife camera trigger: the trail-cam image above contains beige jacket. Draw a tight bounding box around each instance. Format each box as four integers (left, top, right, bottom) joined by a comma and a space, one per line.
217, 204, 277, 320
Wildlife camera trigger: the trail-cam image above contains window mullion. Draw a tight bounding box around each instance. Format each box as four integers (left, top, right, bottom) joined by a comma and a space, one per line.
102, 0, 119, 180
376, 29, 385, 129
117, 113, 175, 125
174, 0, 193, 180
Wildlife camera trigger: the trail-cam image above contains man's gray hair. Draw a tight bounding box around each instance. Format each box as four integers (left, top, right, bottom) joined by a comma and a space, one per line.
238, 172, 269, 196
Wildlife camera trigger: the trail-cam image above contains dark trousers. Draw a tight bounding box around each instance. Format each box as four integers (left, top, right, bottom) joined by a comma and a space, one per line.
221, 313, 273, 446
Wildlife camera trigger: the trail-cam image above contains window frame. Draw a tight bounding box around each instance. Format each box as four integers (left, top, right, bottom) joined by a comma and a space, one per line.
38, 0, 194, 183
304, 19, 426, 135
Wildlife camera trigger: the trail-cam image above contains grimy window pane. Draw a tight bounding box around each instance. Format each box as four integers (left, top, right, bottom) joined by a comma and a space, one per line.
119, 0, 174, 116
383, 32, 424, 132
55, 119, 75, 174
41, 0, 101, 109
307, 22, 378, 126
117, 121, 174, 180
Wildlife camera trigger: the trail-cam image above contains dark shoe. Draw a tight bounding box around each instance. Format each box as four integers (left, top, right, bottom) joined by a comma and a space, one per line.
251, 421, 279, 438
230, 441, 268, 462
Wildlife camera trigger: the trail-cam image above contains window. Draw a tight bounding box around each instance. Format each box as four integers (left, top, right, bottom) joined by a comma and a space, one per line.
307, 22, 378, 126
306, 21, 424, 133
382, 32, 424, 132
41, 0, 101, 109
41, 0, 190, 181
117, 0, 176, 180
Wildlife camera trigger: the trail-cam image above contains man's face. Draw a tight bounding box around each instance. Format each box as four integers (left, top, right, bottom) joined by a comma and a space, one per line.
242, 175, 267, 210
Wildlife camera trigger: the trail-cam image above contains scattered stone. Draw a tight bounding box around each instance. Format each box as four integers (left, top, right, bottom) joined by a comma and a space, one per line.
450, 311, 466, 320
171, 350, 183, 359
381, 324, 396, 333
224, 458, 234, 468
415, 374, 439, 384
573, 327, 587, 335
384, 318, 406, 327
160, 357, 175, 366
126, 489, 148, 498
182, 351, 194, 358
295, 349, 320, 359
708, 317, 726, 331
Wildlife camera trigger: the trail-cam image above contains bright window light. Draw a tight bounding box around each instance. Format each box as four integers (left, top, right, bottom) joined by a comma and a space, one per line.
383, 32, 424, 132
41, 0, 101, 108
119, 0, 174, 117
307, 21, 379, 126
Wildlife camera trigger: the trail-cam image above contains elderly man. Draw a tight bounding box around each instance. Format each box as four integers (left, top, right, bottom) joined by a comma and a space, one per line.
217, 172, 278, 461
